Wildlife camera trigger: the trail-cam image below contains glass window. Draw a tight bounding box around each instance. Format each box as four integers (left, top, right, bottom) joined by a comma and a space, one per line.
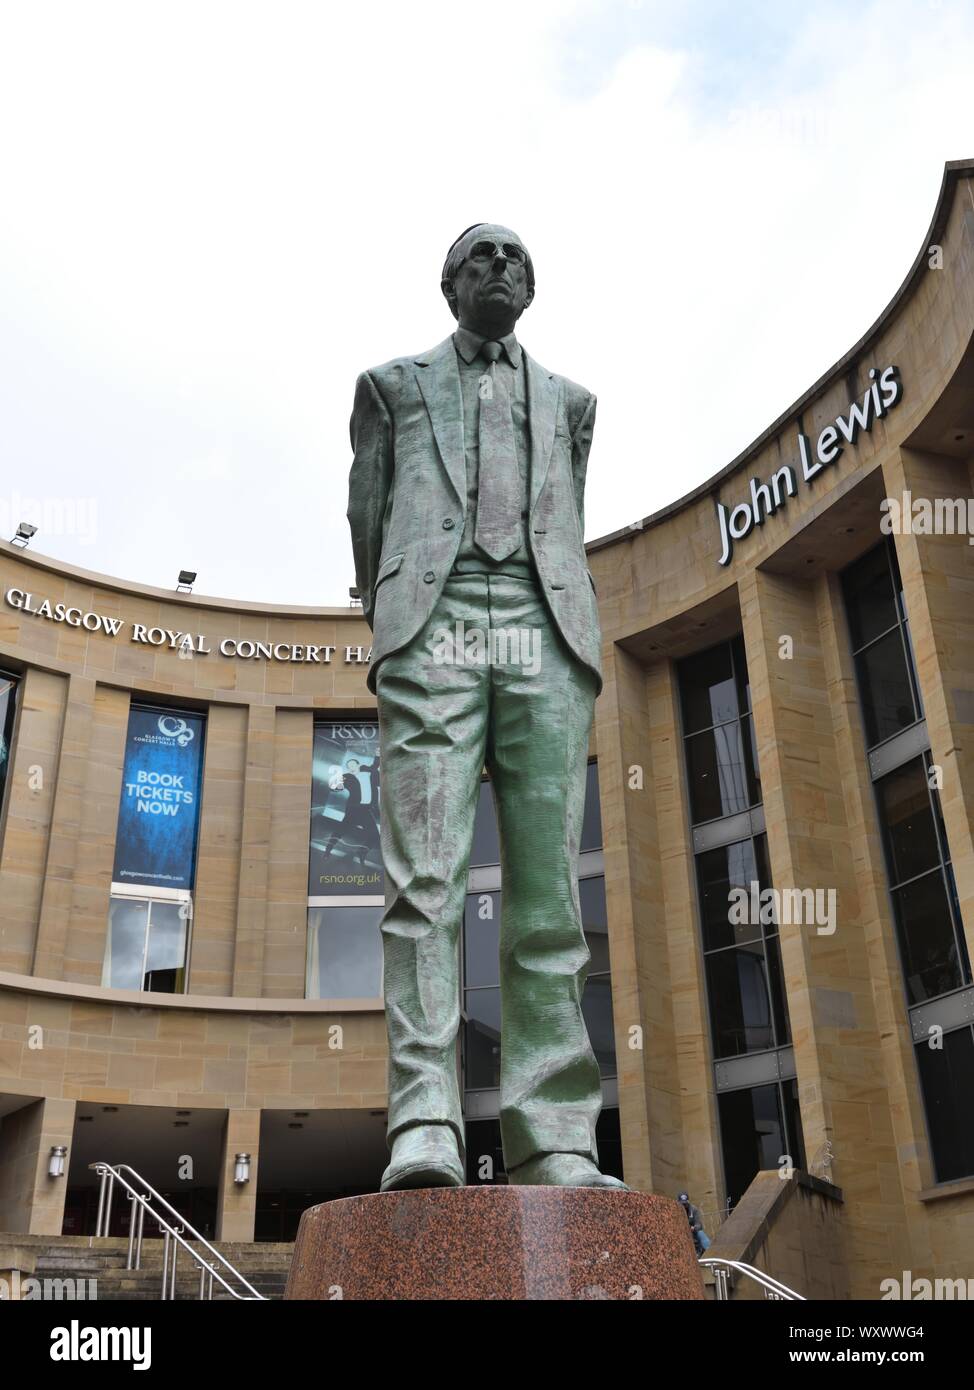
842, 540, 922, 749
580, 762, 603, 852
873, 754, 969, 1007
915, 1026, 974, 1183
582, 974, 616, 1076
103, 896, 189, 993
697, 837, 766, 951
0, 673, 17, 812
854, 629, 918, 746
892, 871, 966, 1005
679, 643, 739, 735
718, 1081, 806, 1206
684, 720, 758, 823
464, 891, 500, 988
706, 940, 775, 1058
594, 1106, 625, 1183
842, 543, 899, 649
580, 876, 610, 972
732, 634, 751, 716
306, 904, 383, 999
765, 935, 791, 1046
876, 758, 942, 886
464, 988, 501, 1090
143, 901, 189, 992
470, 781, 501, 867
782, 1077, 807, 1174
464, 1118, 506, 1184
104, 898, 150, 991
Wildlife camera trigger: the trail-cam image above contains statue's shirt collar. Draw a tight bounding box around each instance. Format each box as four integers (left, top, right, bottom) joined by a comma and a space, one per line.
453, 327, 522, 370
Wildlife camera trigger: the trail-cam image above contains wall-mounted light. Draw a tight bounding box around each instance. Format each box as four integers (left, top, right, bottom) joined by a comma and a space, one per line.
48, 1145, 67, 1178
234, 1153, 251, 1185
11, 521, 37, 549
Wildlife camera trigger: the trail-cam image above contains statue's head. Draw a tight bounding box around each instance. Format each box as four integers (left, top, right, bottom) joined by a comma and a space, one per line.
441, 223, 535, 332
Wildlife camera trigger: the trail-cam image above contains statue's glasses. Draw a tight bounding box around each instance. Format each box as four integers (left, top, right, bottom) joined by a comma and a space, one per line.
466, 239, 528, 266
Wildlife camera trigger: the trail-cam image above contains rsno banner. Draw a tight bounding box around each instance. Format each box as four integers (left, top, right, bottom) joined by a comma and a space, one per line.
113, 707, 206, 890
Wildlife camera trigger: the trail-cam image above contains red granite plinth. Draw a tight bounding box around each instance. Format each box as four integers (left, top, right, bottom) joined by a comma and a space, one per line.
285, 1186, 705, 1300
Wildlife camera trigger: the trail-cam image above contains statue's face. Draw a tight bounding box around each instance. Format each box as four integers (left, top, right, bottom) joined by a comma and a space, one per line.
450, 225, 533, 328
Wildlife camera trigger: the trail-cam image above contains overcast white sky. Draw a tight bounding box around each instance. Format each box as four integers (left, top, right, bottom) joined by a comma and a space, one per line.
1, 0, 973, 605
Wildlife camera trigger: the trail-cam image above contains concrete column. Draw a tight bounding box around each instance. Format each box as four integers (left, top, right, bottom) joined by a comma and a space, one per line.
595, 643, 715, 1199
216, 1108, 260, 1242
740, 565, 911, 1294
646, 656, 723, 1211
33, 674, 97, 980
819, 567, 937, 1267
594, 644, 661, 1193
192, 704, 248, 996
0, 1096, 76, 1235
0, 668, 68, 974
263, 709, 314, 998
231, 706, 275, 997
885, 445, 974, 966
60, 684, 129, 985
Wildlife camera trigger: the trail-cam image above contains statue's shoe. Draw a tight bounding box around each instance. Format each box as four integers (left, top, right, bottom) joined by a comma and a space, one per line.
379, 1124, 465, 1192
507, 1153, 630, 1190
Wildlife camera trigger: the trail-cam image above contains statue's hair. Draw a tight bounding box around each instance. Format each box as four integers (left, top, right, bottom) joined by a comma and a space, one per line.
441, 223, 535, 319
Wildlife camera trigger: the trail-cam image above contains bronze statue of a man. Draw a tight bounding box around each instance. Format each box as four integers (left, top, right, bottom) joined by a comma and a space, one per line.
347, 223, 626, 1191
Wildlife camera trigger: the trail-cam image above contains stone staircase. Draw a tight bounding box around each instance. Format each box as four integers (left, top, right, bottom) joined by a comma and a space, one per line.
4, 1234, 294, 1300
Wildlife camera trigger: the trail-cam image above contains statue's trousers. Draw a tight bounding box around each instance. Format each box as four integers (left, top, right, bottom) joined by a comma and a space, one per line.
375, 572, 602, 1173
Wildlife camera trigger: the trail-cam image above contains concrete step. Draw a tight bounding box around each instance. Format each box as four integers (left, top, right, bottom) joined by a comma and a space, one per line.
5, 1232, 295, 1301
38, 1266, 288, 1301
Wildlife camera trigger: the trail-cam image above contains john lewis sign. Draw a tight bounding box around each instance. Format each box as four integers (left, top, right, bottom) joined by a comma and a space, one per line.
715, 365, 903, 566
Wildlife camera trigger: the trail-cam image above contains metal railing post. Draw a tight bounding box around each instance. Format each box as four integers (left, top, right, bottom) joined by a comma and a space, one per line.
134, 1198, 146, 1270
126, 1194, 137, 1269
170, 1235, 179, 1300
161, 1228, 170, 1300
102, 1171, 115, 1237
94, 1167, 108, 1238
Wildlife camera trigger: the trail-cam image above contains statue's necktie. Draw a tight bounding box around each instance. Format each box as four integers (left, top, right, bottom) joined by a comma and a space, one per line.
474, 340, 521, 562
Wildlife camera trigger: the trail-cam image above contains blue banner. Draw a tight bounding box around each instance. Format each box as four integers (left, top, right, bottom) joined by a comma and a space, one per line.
113, 708, 205, 890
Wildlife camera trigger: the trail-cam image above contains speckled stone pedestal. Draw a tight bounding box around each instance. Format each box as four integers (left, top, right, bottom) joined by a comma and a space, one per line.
285, 1186, 705, 1300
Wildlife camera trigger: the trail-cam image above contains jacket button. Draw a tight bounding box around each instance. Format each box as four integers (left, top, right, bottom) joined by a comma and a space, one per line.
423, 571, 436, 583
442, 518, 455, 530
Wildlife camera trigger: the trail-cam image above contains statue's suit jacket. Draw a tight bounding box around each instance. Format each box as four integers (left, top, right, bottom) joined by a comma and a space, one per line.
347, 334, 602, 695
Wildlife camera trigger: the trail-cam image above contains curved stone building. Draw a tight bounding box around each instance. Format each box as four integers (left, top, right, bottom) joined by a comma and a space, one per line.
1, 159, 972, 1297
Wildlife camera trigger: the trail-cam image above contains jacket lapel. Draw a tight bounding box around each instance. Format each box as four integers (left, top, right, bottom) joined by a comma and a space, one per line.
414, 338, 466, 508
525, 351, 560, 514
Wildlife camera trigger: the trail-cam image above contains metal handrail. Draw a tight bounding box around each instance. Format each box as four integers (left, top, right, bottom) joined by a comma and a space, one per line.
699, 1256, 805, 1301
89, 1162, 265, 1301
